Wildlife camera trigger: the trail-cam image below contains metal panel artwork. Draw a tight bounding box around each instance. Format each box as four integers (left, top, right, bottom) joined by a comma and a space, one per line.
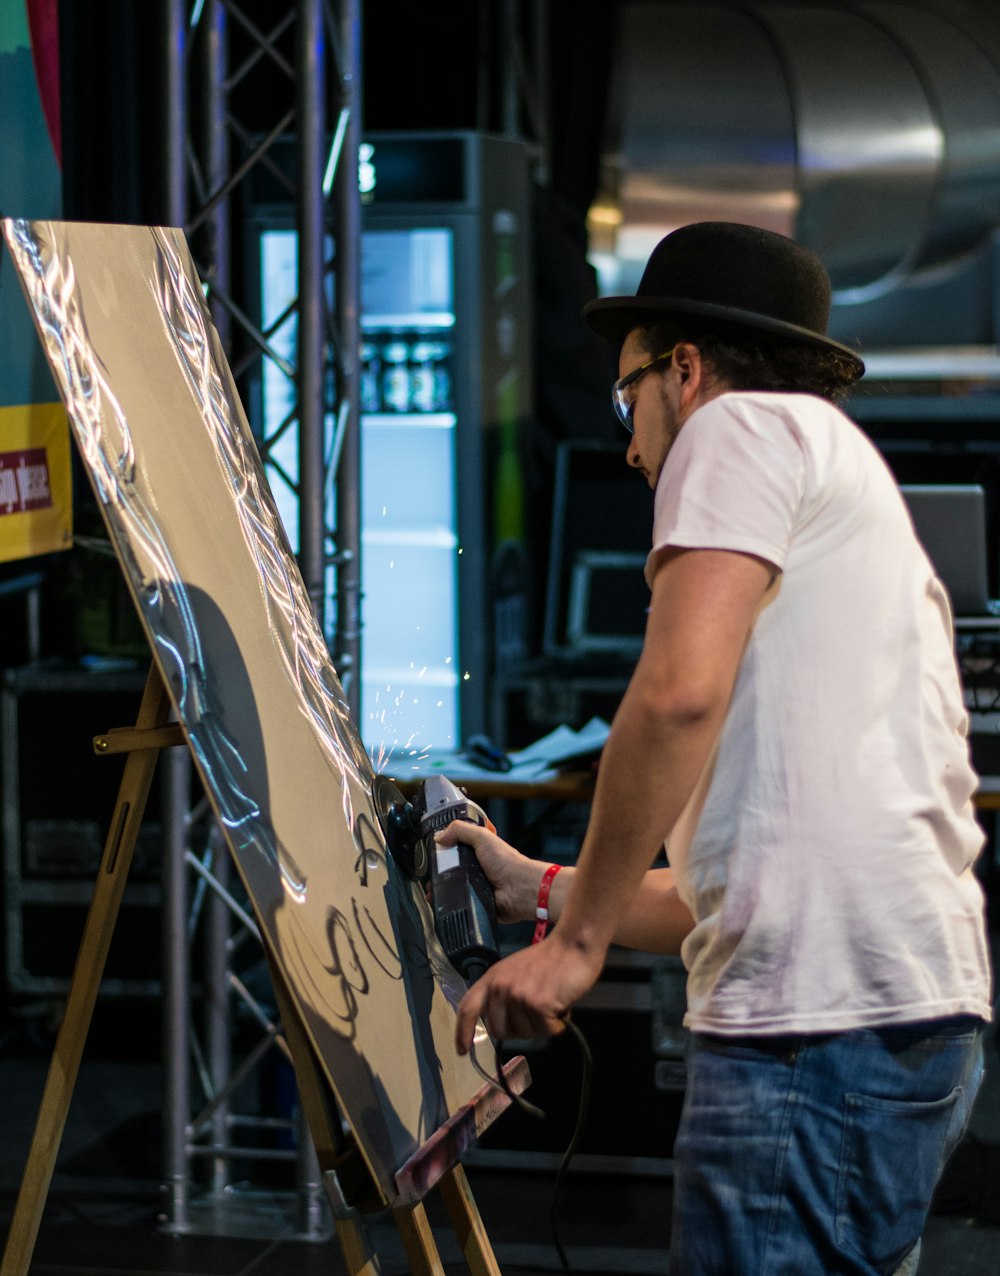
1, 219, 490, 1204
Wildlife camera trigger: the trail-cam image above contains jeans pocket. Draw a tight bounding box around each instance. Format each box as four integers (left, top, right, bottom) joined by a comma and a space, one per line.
836, 1085, 962, 1275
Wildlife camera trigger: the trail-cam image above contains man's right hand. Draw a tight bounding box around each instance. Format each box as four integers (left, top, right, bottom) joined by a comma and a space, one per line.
435, 820, 551, 925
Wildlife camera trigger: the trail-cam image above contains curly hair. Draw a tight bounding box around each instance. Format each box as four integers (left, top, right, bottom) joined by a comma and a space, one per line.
636, 324, 863, 406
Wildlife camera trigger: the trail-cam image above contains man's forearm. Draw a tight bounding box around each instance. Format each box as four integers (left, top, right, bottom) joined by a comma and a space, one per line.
551, 676, 724, 959
535, 861, 693, 955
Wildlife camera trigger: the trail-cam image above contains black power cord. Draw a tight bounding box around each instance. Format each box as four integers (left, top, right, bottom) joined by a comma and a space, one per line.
471, 1017, 594, 1275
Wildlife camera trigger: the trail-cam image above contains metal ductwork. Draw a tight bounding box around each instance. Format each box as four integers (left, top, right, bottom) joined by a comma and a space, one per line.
599, 2, 1000, 303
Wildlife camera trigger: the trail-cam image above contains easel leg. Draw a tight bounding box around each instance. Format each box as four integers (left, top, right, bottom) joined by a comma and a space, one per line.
323, 1184, 383, 1276
392, 1201, 447, 1276
438, 1164, 502, 1276
1, 665, 172, 1276
265, 957, 386, 1274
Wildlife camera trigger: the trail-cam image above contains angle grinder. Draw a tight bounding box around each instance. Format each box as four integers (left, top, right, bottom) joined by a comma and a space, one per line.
373, 773, 501, 985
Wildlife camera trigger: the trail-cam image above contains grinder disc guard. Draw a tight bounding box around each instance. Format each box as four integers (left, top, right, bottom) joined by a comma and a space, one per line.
372, 774, 425, 878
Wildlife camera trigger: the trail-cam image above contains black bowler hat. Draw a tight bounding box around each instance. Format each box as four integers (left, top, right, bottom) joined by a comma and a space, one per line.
582, 221, 864, 377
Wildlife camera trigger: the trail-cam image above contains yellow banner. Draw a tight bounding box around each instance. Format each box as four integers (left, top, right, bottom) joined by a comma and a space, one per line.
0, 401, 72, 563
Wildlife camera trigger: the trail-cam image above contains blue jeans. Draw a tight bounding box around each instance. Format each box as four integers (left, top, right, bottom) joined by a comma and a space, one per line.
668, 1016, 985, 1276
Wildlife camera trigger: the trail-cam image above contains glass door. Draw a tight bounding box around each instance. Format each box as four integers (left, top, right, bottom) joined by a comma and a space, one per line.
360, 227, 459, 763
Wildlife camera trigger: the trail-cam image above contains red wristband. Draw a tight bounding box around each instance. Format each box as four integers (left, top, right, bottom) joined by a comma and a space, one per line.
532, 864, 563, 944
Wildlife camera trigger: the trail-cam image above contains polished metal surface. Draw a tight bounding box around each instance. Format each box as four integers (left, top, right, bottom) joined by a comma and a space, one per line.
1, 218, 487, 1206
609, 2, 1000, 302
762, 4, 939, 299
858, 1, 1000, 281
615, 4, 798, 273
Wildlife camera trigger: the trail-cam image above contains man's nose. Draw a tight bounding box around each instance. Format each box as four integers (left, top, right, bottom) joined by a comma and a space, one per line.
626, 437, 641, 468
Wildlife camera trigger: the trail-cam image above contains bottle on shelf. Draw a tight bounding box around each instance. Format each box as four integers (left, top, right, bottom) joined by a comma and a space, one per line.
409, 340, 453, 414
381, 340, 411, 413
409, 342, 436, 413
360, 342, 381, 414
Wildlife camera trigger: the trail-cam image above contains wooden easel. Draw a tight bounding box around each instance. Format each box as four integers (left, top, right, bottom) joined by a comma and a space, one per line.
0, 662, 520, 1276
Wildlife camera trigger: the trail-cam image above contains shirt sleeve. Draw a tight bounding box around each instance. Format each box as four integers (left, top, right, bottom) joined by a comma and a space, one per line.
646, 394, 806, 586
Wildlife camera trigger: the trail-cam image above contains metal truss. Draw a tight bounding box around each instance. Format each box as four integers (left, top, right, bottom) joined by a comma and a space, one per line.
160, 750, 330, 1239
156, 0, 361, 1238
169, 0, 362, 701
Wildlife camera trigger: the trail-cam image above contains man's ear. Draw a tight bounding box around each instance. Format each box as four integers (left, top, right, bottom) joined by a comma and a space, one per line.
672, 342, 705, 408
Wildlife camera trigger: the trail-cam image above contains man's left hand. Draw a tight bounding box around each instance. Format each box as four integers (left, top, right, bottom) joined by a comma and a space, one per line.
455, 932, 605, 1054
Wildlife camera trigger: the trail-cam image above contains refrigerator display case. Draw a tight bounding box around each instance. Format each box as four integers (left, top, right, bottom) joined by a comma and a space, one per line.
254, 132, 533, 760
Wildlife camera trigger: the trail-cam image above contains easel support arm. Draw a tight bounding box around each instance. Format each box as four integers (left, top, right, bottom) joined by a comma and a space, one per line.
93, 722, 186, 754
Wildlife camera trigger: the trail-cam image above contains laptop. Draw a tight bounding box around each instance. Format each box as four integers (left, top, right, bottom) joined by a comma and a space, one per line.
900, 484, 997, 620
566, 550, 650, 653
543, 440, 653, 661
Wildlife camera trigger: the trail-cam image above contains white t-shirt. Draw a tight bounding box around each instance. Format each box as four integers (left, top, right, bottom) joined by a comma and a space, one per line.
649, 391, 993, 1035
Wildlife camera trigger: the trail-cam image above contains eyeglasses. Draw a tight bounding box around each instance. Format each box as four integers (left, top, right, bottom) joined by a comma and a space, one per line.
612, 348, 675, 433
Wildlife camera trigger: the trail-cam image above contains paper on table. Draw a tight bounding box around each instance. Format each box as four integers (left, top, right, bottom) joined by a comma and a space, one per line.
507, 717, 611, 775
380, 718, 612, 785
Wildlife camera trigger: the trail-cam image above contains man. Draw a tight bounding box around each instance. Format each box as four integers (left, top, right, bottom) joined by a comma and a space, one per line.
445, 222, 992, 1275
